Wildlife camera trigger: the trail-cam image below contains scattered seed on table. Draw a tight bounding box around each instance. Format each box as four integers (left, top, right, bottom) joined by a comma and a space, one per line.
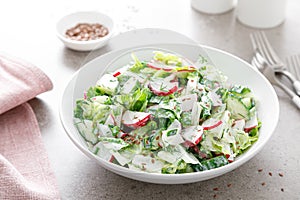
281, 188, 284, 192
213, 187, 219, 191
269, 172, 273, 176
261, 182, 266, 186
258, 169, 263, 172
227, 183, 232, 187
279, 172, 284, 177
213, 194, 217, 198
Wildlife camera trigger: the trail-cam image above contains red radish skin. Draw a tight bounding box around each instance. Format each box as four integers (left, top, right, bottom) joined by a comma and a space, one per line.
183, 135, 203, 147
147, 62, 173, 72
110, 114, 117, 125
244, 125, 257, 133
203, 120, 223, 130
113, 71, 121, 77
148, 84, 178, 96
118, 131, 128, 139
122, 111, 151, 128
109, 155, 115, 163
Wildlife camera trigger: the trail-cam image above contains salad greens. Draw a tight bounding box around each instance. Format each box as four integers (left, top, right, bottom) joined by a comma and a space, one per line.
74, 51, 260, 174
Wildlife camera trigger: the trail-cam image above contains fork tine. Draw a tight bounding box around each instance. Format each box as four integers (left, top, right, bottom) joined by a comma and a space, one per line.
251, 31, 284, 67
255, 31, 275, 65
257, 31, 281, 66
295, 55, 300, 80
249, 33, 258, 51
250, 32, 271, 64
250, 32, 267, 59
260, 31, 283, 65
252, 32, 267, 60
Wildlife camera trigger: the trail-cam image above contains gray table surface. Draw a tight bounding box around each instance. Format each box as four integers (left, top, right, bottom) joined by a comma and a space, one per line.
1, 0, 300, 199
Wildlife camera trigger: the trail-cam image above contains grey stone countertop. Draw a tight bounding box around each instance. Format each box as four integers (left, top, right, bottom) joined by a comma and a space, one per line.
1, 0, 300, 199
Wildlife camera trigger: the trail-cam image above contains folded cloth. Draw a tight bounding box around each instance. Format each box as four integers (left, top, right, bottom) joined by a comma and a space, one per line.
0, 54, 52, 114
0, 54, 59, 199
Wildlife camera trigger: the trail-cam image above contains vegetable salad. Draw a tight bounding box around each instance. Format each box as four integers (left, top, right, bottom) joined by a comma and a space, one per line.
74, 51, 260, 174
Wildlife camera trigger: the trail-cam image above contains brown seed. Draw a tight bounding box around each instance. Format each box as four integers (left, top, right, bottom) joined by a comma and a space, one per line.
279, 172, 284, 177
65, 23, 109, 41
258, 169, 263, 172
213, 194, 217, 198
281, 188, 284, 192
227, 183, 232, 187
213, 187, 219, 191
269, 172, 272, 176
261, 182, 266, 186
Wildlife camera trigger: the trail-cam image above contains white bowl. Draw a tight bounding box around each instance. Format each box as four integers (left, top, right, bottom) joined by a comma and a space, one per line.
59, 44, 279, 184
56, 11, 114, 51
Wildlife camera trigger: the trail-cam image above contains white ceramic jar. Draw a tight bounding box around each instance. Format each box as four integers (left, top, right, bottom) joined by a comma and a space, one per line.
237, 0, 287, 28
191, 0, 237, 14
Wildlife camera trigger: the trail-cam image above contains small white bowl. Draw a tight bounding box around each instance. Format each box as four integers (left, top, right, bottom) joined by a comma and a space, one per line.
56, 11, 114, 51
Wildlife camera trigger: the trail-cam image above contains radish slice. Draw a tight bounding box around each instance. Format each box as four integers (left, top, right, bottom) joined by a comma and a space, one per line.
120, 77, 138, 94
157, 151, 180, 164
202, 118, 223, 130
149, 81, 178, 96
111, 105, 123, 127
164, 74, 177, 82
117, 131, 127, 138
123, 71, 146, 84
104, 114, 116, 126
131, 155, 164, 173
181, 125, 203, 146
244, 108, 258, 132
176, 93, 198, 112
207, 90, 223, 106
185, 76, 200, 95
175, 145, 200, 164
93, 142, 113, 161
191, 102, 202, 126
244, 115, 258, 132
98, 124, 113, 137
162, 120, 184, 146
110, 151, 131, 166
91, 95, 110, 104
149, 74, 178, 96
232, 119, 245, 130
96, 74, 119, 94
122, 110, 151, 128
147, 62, 174, 72
204, 110, 231, 139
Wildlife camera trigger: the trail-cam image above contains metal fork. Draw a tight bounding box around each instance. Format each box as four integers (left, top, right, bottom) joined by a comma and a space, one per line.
251, 52, 300, 109
250, 31, 300, 96
286, 55, 300, 80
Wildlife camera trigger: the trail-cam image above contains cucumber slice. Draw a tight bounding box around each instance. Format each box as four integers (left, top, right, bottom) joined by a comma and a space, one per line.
241, 97, 252, 109
120, 77, 139, 94
226, 95, 249, 120
74, 120, 98, 144
192, 155, 229, 171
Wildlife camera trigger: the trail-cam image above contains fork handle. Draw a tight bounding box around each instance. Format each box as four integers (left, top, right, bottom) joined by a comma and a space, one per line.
277, 70, 300, 96
274, 78, 300, 109
293, 81, 300, 96
292, 96, 300, 109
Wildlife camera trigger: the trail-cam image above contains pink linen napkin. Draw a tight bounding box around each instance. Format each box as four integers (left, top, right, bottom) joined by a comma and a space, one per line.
0, 54, 60, 199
